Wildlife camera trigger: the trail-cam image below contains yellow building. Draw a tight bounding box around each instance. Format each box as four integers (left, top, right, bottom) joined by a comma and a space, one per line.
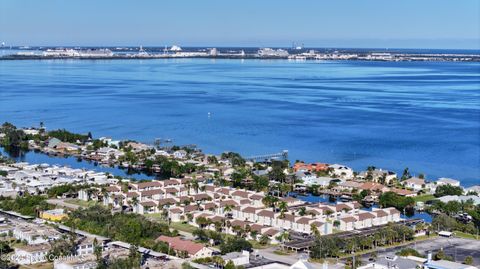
40, 209, 67, 221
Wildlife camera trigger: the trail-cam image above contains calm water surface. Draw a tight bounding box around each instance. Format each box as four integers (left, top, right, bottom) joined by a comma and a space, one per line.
0, 59, 479, 186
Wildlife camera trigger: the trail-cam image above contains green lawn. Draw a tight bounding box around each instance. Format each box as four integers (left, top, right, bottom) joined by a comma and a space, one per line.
169, 221, 198, 233
145, 213, 165, 221
64, 199, 98, 208
454, 231, 479, 240
147, 214, 198, 234
249, 240, 272, 249
413, 194, 436, 203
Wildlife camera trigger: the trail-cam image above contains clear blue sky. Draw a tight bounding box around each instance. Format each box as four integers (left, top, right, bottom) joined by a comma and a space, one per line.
1, 0, 479, 49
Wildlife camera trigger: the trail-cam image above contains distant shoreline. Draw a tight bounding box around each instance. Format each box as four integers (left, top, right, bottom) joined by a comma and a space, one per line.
2, 55, 480, 62
2, 46, 479, 62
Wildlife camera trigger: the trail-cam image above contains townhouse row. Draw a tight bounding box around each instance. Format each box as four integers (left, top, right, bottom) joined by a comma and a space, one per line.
96, 179, 402, 240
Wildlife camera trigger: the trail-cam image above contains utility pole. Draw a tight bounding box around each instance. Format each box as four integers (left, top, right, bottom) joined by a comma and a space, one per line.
454, 246, 457, 262
352, 242, 356, 269
352, 252, 355, 269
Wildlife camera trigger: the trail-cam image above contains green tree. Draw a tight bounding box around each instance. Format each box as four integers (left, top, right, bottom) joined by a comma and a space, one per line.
252, 175, 269, 192
259, 234, 270, 245
434, 185, 463, 197
219, 237, 252, 254
464, 256, 474, 265
379, 192, 414, 212
278, 201, 288, 218
401, 168, 411, 181
224, 260, 236, 269
268, 164, 286, 183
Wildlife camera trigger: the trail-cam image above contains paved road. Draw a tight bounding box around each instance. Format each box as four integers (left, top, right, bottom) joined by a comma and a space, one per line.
255, 247, 344, 268
46, 198, 80, 210
360, 237, 480, 266
256, 247, 303, 265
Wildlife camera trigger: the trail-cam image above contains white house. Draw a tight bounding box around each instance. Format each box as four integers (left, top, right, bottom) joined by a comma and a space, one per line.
222, 250, 250, 267
173, 150, 187, 159
436, 178, 461, 187
14, 244, 51, 265
328, 164, 354, 179
403, 177, 425, 191
358, 169, 397, 184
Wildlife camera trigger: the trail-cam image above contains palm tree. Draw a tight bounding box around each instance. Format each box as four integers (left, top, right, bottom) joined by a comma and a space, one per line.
191, 180, 200, 194
373, 231, 381, 248
279, 230, 290, 250
86, 188, 95, 200
262, 195, 278, 209
250, 230, 258, 240
186, 213, 194, 223
185, 182, 191, 195
195, 216, 211, 228
161, 208, 169, 223
232, 225, 244, 236
278, 201, 288, 219
245, 224, 251, 236
130, 196, 139, 212
311, 223, 320, 238
298, 207, 306, 216
93, 238, 103, 263
214, 221, 223, 233
223, 204, 233, 215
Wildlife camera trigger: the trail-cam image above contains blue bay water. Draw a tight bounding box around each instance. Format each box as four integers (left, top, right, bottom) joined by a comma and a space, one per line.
0, 59, 479, 186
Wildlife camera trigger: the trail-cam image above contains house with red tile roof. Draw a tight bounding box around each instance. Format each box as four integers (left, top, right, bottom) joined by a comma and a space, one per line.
156, 236, 213, 258
293, 162, 329, 172
359, 182, 388, 192
390, 188, 417, 197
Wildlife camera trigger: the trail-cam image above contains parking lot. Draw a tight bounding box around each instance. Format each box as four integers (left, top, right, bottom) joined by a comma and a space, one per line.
364, 237, 480, 266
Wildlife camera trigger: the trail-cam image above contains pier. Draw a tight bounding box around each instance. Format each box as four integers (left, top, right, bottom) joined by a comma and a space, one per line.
245, 150, 289, 162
